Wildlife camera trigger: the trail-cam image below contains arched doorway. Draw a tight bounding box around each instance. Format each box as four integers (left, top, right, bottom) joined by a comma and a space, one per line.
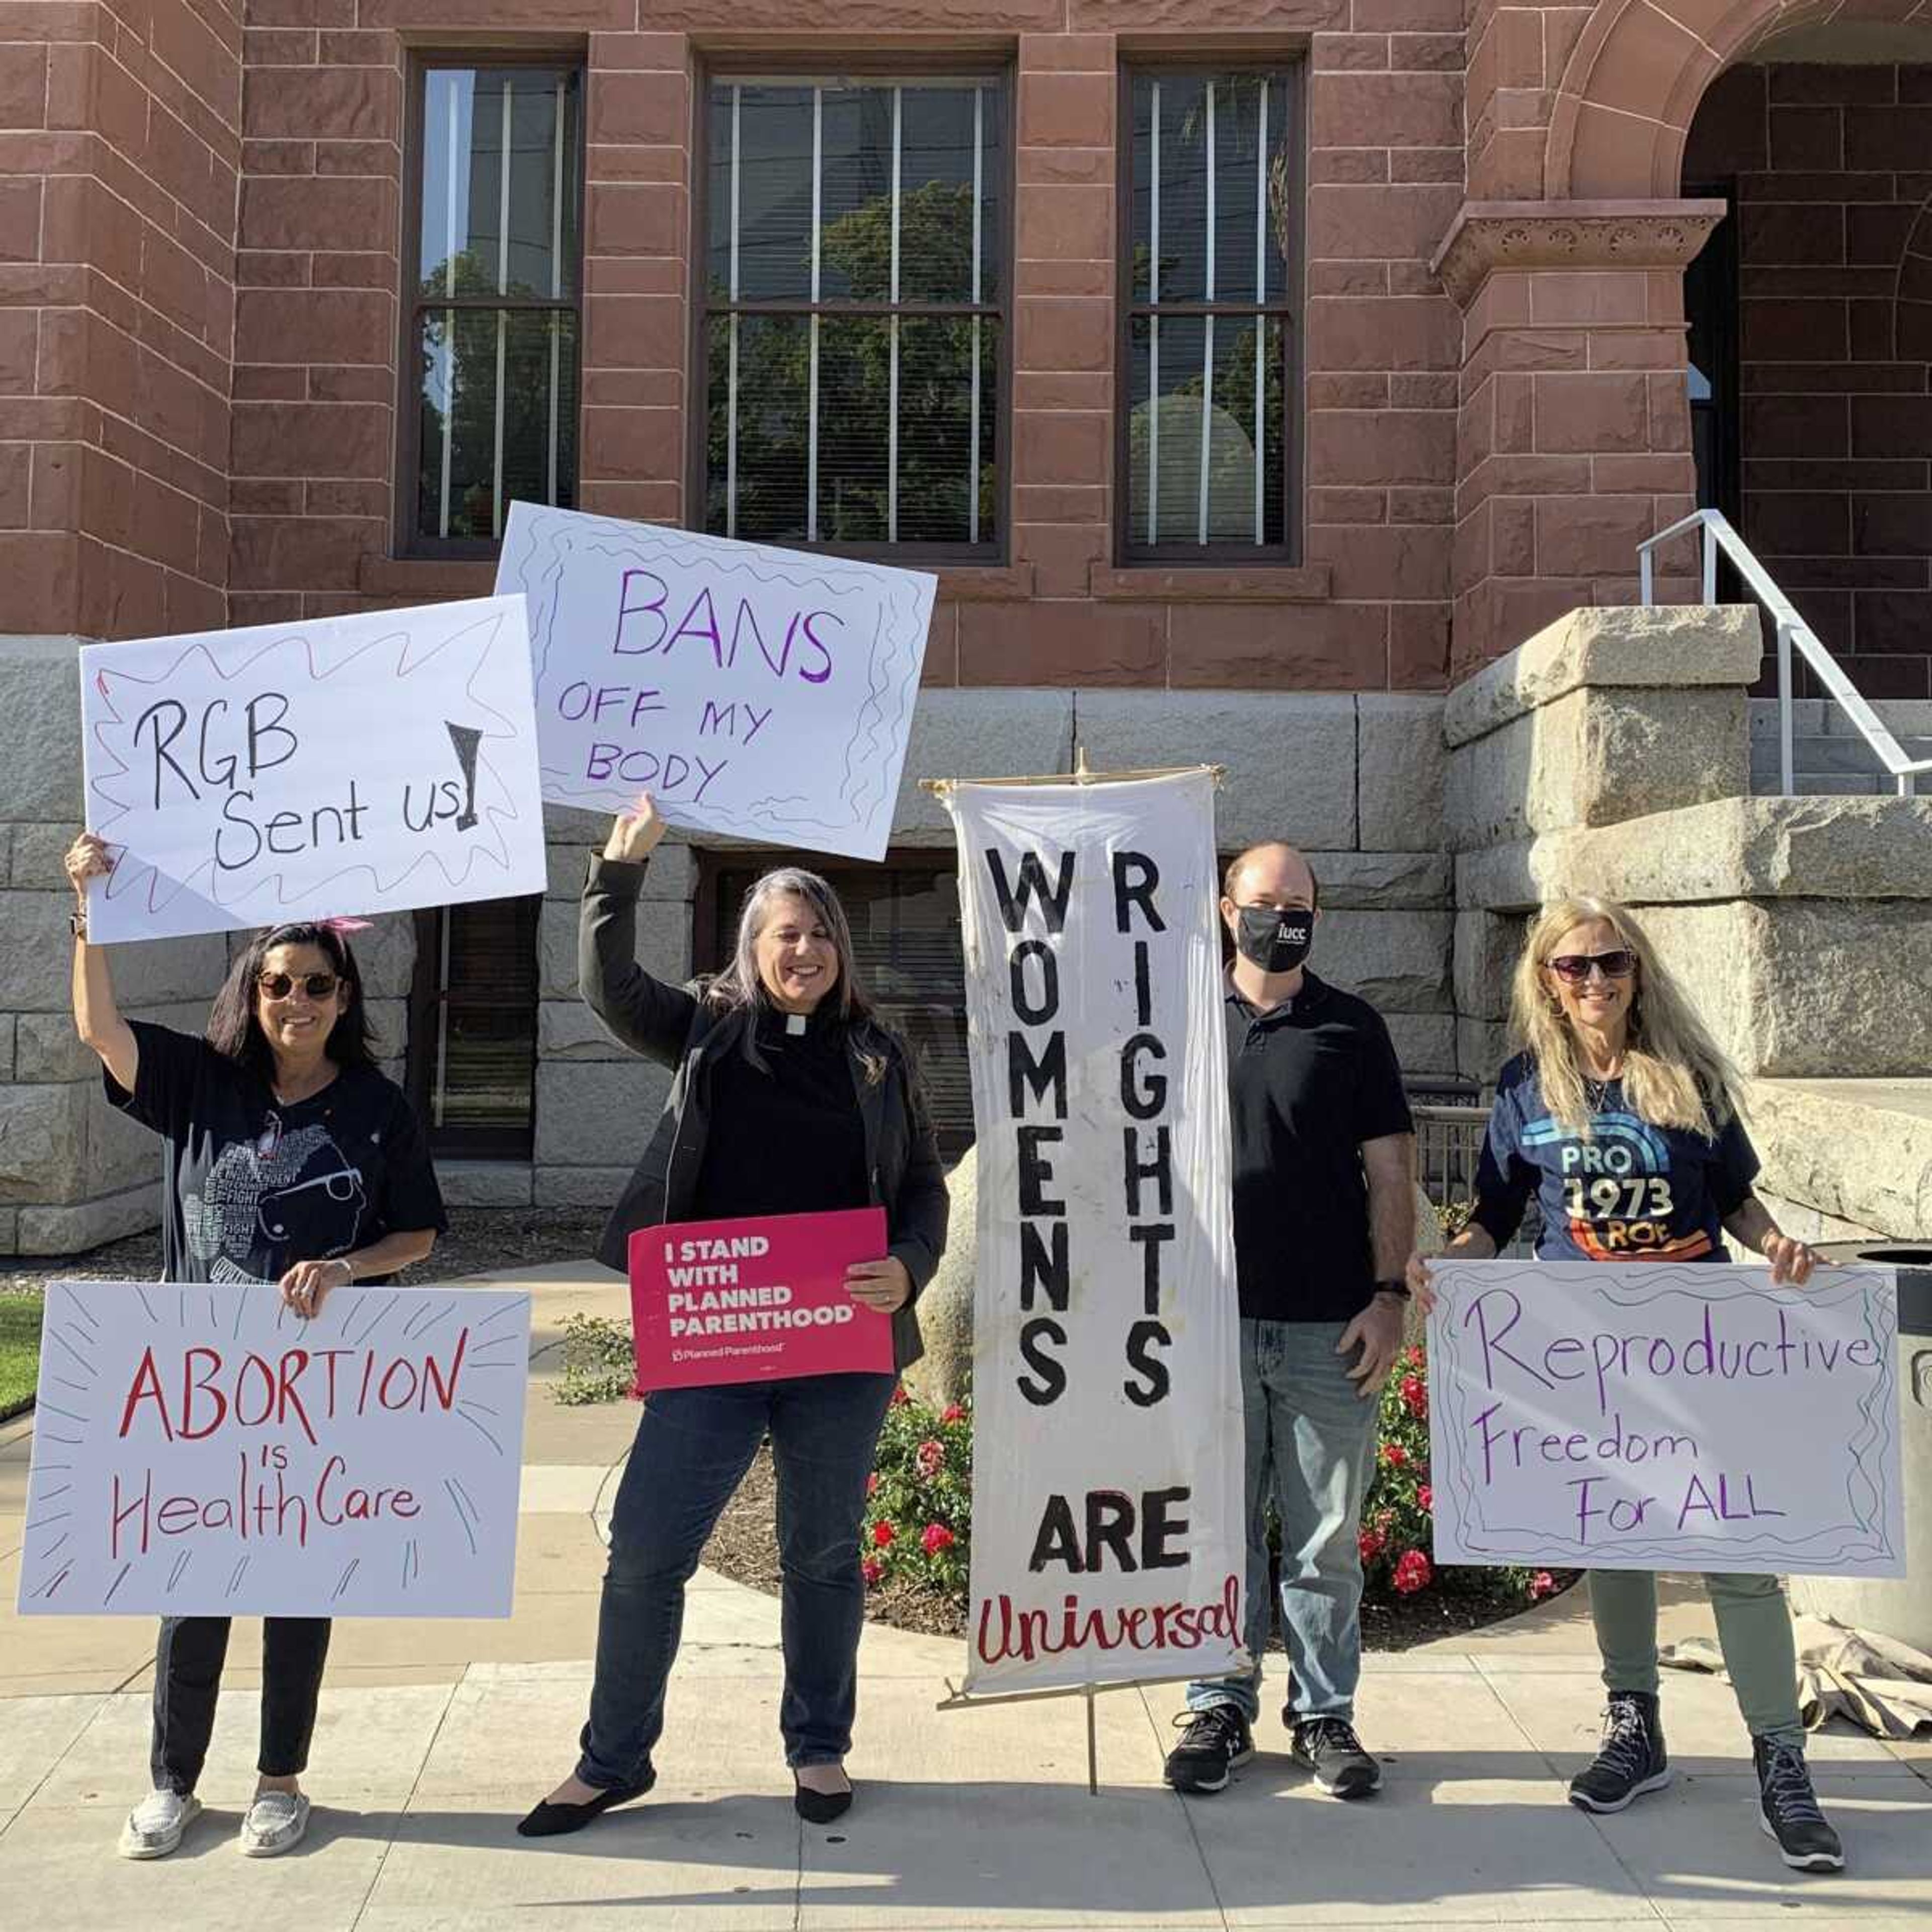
1675, 27, 1932, 713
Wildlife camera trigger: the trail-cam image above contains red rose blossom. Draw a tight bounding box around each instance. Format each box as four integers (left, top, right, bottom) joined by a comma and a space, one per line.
1400, 1375, 1428, 1420
888, 1386, 911, 1408
921, 1522, 955, 1555
1392, 1549, 1432, 1595
940, 1402, 966, 1424
1416, 1484, 1433, 1513
1358, 1527, 1386, 1562
860, 1555, 884, 1585
915, 1438, 945, 1478
865, 1471, 880, 1496
1405, 1345, 1424, 1368
872, 1519, 896, 1547
1381, 1441, 1408, 1468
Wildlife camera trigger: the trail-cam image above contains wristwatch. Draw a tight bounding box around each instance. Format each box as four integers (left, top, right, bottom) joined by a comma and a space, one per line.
68, 907, 88, 938
1373, 1277, 1412, 1302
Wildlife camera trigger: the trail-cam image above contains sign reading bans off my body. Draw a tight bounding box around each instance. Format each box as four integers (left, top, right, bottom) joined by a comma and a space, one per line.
79, 596, 548, 943
494, 503, 935, 861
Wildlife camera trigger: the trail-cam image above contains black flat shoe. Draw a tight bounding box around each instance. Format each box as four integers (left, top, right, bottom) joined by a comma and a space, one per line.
793, 1775, 853, 1824
516, 1772, 655, 1838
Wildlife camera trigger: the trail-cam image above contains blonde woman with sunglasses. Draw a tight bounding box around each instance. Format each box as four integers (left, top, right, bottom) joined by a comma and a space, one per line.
63, 832, 447, 1864
1409, 895, 1841, 1874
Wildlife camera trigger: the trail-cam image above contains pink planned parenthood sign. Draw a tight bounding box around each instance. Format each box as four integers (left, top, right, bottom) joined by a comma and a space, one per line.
628, 1209, 895, 1391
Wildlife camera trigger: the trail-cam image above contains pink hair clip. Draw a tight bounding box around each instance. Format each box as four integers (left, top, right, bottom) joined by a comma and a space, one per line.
319, 915, 374, 934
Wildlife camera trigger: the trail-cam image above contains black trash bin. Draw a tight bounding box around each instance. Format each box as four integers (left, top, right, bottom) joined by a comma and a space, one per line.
1786, 1247, 1932, 1651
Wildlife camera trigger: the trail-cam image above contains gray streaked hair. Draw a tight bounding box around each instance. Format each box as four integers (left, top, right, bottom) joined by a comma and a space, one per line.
705, 866, 886, 1079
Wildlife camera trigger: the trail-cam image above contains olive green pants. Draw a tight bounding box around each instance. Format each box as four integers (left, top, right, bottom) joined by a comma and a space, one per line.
1589, 1569, 1805, 1749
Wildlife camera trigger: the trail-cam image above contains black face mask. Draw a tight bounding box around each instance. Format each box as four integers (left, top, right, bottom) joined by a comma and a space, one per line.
1234, 906, 1313, 975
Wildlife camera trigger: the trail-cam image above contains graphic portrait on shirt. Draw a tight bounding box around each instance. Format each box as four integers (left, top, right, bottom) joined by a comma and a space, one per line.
184, 1117, 368, 1284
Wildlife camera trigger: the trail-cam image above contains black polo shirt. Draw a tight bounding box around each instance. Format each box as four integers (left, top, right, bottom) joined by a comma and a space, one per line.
1225, 970, 1415, 1323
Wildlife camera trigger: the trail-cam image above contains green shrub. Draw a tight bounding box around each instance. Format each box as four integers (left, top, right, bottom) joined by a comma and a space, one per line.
552, 1312, 634, 1406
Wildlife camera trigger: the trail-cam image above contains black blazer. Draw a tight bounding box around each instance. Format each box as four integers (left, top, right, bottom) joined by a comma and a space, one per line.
580, 853, 950, 1372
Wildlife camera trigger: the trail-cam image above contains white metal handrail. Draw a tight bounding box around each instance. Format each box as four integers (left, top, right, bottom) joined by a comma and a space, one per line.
1637, 508, 1930, 798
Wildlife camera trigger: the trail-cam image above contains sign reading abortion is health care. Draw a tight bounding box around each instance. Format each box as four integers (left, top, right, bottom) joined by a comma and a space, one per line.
17, 1281, 532, 1617
494, 503, 934, 861
80, 597, 547, 943
1427, 1261, 1903, 1576
628, 1209, 894, 1391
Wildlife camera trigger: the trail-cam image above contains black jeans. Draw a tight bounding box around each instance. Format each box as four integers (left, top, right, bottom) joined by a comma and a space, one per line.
149, 1616, 333, 1795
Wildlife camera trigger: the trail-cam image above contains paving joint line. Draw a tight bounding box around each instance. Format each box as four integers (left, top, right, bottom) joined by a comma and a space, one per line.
343, 1673, 461, 1931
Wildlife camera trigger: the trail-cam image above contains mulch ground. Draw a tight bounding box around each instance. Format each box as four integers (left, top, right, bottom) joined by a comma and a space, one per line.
700, 1444, 1577, 1652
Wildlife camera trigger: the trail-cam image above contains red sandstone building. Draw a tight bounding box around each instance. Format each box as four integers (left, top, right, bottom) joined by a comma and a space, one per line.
1, 0, 1928, 1228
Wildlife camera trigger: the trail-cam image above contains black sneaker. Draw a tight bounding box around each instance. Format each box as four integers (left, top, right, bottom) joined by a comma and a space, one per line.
1290, 1716, 1382, 1798
1568, 1689, 1670, 1813
1163, 1705, 1254, 1794
1754, 1736, 1844, 1872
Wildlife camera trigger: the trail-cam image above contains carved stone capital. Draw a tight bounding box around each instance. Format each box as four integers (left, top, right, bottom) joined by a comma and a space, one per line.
1429, 199, 1729, 308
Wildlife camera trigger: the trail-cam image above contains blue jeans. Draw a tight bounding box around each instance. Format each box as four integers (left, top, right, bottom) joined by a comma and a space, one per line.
576, 1372, 896, 1786
1185, 1318, 1380, 1726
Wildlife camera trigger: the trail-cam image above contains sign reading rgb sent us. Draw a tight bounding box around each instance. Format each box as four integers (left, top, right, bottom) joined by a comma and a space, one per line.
1426, 1261, 1903, 1576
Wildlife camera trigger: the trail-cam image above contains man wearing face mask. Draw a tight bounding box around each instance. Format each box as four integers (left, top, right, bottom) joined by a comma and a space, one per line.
1164, 841, 1417, 1801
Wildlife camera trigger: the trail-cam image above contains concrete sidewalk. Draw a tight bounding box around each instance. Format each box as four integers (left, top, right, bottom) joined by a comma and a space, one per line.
2, 1262, 1927, 1929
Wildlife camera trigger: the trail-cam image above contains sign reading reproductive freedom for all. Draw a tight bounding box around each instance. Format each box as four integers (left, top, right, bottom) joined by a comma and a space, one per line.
629, 1209, 894, 1391
82, 597, 547, 943
17, 1281, 532, 1617
494, 503, 934, 860
1427, 1260, 1903, 1575
943, 771, 1247, 1694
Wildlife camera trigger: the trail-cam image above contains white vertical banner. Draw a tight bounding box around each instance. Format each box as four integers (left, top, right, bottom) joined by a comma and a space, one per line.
942, 771, 1246, 1694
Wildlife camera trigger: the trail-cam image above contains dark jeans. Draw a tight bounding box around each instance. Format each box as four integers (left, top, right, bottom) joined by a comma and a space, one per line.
576, 1372, 897, 1787
150, 1616, 333, 1795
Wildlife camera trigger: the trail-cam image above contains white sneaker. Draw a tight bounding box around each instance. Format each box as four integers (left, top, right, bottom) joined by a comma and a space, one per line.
118, 1789, 202, 1859
237, 1789, 310, 1857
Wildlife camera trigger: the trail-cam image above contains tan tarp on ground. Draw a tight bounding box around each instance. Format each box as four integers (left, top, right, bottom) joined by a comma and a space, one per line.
1662, 1615, 1932, 1739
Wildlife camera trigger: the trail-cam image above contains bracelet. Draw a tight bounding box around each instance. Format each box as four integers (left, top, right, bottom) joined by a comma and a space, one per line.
1374, 1278, 1412, 1303
333, 1257, 356, 1286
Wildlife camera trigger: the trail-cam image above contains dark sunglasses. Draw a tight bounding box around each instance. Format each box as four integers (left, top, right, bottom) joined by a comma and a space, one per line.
1547, 950, 1636, 984
257, 971, 341, 1001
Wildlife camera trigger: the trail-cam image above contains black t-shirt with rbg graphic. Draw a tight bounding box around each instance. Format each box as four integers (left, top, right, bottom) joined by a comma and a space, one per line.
106, 1020, 448, 1284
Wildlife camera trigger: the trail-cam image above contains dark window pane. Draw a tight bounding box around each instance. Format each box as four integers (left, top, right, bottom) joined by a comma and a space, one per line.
420, 67, 579, 300
1130, 70, 1293, 306
427, 896, 540, 1151
1128, 312, 1283, 548
418, 309, 579, 542
707, 312, 810, 540
817, 315, 892, 541
729, 85, 816, 301
898, 315, 999, 544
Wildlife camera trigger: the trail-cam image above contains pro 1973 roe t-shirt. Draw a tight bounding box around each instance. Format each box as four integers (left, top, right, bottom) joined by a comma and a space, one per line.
1471, 1053, 1758, 1263
106, 1020, 447, 1285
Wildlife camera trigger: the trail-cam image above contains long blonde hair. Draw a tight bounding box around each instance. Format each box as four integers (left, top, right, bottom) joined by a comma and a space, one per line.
1508, 895, 1739, 1142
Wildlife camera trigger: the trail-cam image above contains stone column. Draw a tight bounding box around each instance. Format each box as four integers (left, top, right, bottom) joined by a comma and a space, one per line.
1431, 200, 1724, 680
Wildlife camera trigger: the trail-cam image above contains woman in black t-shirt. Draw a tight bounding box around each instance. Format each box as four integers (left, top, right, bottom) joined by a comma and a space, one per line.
64, 832, 447, 1865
